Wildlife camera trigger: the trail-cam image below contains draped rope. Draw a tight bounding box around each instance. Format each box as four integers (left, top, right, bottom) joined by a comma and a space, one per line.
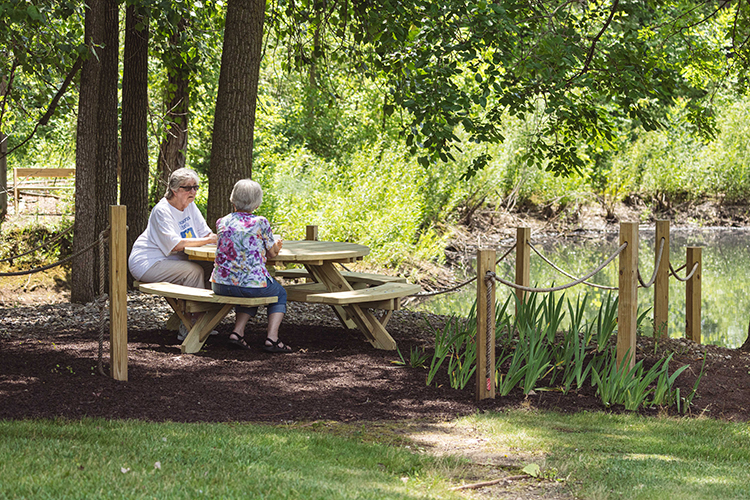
413, 243, 516, 298
637, 236, 665, 289
491, 243, 628, 293
528, 241, 618, 291
0, 224, 74, 263
0, 235, 101, 276
670, 261, 699, 282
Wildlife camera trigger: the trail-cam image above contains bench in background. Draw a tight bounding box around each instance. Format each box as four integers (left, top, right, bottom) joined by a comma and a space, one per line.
12, 167, 75, 213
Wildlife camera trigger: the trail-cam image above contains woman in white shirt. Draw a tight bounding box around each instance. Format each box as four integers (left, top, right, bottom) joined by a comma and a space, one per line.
128, 168, 218, 340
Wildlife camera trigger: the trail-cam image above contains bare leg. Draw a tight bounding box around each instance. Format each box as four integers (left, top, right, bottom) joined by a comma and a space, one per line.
266, 312, 284, 341
233, 312, 252, 336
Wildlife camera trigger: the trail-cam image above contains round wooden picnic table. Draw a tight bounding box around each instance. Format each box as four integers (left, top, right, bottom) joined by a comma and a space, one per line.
184, 240, 370, 264
184, 239, 409, 351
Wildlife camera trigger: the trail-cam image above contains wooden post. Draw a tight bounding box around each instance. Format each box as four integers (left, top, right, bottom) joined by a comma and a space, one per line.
476, 249, 496, 401
686, 247, 702, 344
515, 227, 531, 313
305, 225, 318, 284
617, 222, 638, 370
654, 220, 670, 338
109, 205, 128, 381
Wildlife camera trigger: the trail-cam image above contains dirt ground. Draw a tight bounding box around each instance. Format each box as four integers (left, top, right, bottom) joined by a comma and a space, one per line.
3, 196, 750, 498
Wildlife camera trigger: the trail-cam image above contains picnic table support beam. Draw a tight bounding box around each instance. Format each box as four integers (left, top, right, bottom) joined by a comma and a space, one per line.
617, 222, 638, 371
109, 205, 128, 381
476, 249, 496, 401
686, 247, 702, 344
654, 220, 670, 338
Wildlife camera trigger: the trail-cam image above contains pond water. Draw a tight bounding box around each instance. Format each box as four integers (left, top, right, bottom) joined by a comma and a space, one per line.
415, 227, 750, 348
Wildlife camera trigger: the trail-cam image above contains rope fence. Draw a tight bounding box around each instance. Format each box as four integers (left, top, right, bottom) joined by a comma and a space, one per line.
471, 221, 703, 401
4, 211, 701, 390
1, 215, 122, 380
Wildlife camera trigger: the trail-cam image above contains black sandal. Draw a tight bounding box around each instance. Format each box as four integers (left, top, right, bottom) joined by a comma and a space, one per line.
228, 332, 251, 350
264, 337, 292, 353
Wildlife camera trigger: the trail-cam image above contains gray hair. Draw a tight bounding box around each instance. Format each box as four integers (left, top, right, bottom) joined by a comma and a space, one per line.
165, 168, 200, 200
230, 179, 263, 212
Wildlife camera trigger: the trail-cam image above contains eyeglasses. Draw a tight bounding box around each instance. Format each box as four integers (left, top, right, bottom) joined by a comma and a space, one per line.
179, 185, 200, 192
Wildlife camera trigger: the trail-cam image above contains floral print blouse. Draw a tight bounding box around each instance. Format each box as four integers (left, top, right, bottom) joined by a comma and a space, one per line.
210, 212, 276, 288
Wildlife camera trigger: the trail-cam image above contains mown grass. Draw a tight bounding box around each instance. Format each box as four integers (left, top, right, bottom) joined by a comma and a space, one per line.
2, 411, 749, 500
462, 410, 750, 499
0, 418, 464, 500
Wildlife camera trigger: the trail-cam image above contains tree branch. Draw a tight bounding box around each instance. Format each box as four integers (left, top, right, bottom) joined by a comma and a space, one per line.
0, 55, 83, 161
565, 0, 619, 87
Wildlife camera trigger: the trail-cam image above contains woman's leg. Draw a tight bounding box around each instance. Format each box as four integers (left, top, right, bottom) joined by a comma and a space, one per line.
266, 312, 284, 342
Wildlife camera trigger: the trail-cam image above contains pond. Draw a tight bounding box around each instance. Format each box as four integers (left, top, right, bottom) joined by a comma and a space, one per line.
415, 227, 750, 348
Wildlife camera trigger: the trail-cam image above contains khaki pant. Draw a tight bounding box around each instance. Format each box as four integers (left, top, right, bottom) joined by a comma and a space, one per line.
139, 259, 213, 289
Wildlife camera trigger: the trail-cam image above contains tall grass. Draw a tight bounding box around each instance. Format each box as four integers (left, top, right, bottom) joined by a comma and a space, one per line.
422, 291, 699, 413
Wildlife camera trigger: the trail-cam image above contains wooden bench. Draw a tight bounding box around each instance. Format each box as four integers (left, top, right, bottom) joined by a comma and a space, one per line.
283, 280, 420, 334
12, 167, 75, 213
137, 282, 277, 354
275, 268, 408, 286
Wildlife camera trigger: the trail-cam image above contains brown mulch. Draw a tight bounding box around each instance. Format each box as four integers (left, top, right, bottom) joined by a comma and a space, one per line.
2, 301, 750, 423
3, 198, 750, 424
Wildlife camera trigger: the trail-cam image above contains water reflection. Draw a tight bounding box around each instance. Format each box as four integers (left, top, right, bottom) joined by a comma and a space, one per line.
416, 228, 750, 348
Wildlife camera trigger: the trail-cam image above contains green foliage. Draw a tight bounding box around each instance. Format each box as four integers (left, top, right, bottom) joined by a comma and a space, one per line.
417, 291, 695, 413
254, 142, 449, 266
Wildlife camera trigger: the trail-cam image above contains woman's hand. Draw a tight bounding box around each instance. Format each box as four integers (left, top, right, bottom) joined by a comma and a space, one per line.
268, 236, 283, 258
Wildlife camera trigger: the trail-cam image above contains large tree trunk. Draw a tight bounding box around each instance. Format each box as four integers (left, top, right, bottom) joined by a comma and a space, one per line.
71, 0, 119, 304
71, 0, 104, 303
121, 5, 150, 280
155, 20, 190, 199
207, 0, 265, 227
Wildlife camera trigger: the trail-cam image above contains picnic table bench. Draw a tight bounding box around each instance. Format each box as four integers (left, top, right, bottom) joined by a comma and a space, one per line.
137, 281, 277, 354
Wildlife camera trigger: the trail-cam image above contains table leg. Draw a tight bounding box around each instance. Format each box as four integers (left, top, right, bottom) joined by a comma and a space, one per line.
165, 297, 192, 331
304, 263, 358, 329
344, 304, 397, 350
180, 303, 233, 354
304, 261, 397, 350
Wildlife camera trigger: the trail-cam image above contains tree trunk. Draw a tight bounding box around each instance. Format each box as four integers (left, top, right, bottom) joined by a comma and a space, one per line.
154, 21, 190, 204
740, 320, 750, 352
72, 0, 119, 304
207, 0, 265, 227
0, 75, 6, 223
121, 5, 150, 280
72, 0, 104, 303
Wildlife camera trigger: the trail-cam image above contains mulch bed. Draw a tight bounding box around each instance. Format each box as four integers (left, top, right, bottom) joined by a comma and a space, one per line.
3, 304, 750, 423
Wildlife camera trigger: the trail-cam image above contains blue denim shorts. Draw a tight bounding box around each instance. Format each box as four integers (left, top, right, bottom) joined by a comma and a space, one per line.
212, 277, 287, 316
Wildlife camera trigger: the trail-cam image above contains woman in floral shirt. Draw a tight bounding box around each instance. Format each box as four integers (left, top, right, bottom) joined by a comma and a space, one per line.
211, 180, 290, 352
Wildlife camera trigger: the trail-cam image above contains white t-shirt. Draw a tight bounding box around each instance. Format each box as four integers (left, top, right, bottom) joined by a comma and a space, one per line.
128, 198, 212, 280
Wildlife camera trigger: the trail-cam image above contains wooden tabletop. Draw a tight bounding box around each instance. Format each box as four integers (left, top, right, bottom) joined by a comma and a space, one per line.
184, 240, 370, 264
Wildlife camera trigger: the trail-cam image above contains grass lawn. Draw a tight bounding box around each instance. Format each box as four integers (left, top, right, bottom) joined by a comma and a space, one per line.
1, 410, 749, 499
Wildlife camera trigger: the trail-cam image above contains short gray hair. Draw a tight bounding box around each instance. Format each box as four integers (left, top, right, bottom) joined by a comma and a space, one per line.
231, 179, 263, 212
165, 168, 200, 199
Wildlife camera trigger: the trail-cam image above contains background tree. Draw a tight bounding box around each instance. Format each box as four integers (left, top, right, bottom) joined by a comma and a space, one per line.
120, 2, 151, 269
206, 0, 265, 225
71, 0, 119, 304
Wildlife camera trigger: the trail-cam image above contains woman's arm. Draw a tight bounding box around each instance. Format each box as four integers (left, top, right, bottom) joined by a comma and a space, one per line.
267, 237, 283, 258
171, 233, 217, 253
